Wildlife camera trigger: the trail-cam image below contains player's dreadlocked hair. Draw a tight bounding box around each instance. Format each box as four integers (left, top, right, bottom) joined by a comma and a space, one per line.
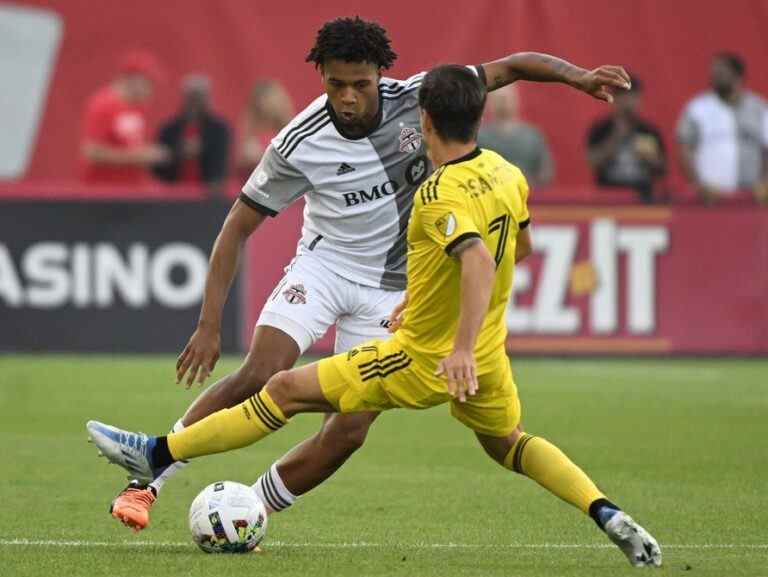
306, 17, 397, 70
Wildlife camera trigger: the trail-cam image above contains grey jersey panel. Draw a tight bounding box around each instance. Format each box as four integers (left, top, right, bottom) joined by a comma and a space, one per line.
369, 73, 430, 289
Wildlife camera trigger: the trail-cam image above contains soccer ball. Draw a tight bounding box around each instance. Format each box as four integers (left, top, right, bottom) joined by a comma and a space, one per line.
188, 481, 268, 553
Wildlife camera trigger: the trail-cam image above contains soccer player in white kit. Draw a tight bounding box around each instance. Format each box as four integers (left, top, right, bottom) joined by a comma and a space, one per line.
107, 16, 631, 530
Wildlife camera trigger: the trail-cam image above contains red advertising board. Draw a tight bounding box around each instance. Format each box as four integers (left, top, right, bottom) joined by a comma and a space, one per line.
243, 203, 768, 354
506, 206, 768, 353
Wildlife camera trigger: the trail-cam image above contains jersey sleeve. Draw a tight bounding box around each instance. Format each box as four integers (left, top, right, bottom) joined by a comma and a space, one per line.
240, 144, 312, 217
515, 169, 531, 229
417, 178, 481, 255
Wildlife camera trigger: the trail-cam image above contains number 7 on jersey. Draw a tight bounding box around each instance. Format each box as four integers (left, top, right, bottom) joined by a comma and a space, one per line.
488, 214, 510, 267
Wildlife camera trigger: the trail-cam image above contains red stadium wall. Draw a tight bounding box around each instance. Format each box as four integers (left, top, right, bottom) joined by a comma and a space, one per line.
14, 0, 768, 198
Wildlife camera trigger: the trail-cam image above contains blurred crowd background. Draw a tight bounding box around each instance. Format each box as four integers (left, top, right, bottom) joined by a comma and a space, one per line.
3, 0, 768, 205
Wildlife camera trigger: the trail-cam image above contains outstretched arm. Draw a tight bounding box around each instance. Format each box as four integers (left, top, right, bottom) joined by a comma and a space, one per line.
482, 52, 631, 102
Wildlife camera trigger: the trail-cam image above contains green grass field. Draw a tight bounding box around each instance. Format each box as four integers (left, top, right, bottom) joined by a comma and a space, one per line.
2, 355, 767, 577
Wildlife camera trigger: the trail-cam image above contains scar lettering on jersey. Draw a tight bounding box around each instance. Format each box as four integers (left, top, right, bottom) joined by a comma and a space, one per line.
456, 175, 494, 198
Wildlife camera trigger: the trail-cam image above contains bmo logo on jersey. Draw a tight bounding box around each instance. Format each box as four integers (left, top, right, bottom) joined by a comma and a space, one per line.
343, 179, 399, 207
0, 242, 208, 309
508, 219, 670, 336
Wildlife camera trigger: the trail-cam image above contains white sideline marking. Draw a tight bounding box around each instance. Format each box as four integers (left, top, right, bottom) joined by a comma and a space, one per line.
0, 538, 767, 550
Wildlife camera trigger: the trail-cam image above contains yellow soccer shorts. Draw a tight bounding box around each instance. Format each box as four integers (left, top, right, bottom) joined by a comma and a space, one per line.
318, 337, 521, 437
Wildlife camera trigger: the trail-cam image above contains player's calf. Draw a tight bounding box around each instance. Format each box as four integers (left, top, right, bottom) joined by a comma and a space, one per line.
476, 429, 661, 567
316, 412, 376, 458
92, 365, 326, 473
256, 411, 379, 508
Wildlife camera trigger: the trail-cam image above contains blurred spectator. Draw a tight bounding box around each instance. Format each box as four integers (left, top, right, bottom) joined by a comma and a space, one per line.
586, 76, 666, 203
153, 74, 231, 194
478, 85, 554, 188
80, 51, 169, 184
238, 80, 294, 177
677, 53, 768, 205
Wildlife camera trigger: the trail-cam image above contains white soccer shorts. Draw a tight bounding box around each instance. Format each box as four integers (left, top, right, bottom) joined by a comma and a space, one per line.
256, 253, 405, 354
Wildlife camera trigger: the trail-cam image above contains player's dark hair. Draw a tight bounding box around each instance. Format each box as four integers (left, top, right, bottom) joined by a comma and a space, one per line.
306, 17, 397, 70
714, 52, 746, 78
418, 65, 487, 143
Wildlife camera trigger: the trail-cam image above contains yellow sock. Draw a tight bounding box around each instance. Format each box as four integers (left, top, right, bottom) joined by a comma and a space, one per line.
504, 433, 605, 514
167, 390, 287, 460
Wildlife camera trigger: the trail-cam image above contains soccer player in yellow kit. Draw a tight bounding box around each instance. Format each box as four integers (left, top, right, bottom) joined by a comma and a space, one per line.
88, 65, 661, 567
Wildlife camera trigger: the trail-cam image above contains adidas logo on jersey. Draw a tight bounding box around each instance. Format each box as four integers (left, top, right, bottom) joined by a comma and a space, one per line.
336, 162, 355, 176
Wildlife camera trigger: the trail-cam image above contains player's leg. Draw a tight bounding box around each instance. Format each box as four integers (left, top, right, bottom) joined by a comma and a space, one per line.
89, 363, 328, 481
452, 361, 661, 567
258, 412, 379, 502
106, 255, 328, 531
108, 325, 301, 530
180, 326, 301, 425
251, 285, 401, 509
476, 428, 613, 523
476, 429, 661, 567
88, 343, 402, 476
165, 363, 335, 464
99, 259, 395, 522
160, 337, 412, 463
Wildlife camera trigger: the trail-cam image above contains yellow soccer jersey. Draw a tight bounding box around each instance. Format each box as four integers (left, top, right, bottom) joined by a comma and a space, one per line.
397, 147, 530, 369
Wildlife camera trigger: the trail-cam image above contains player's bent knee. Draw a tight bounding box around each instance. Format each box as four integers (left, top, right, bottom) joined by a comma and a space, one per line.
477, 426, 525, 467
263, 369, 292, 399
263, 369, 306, 415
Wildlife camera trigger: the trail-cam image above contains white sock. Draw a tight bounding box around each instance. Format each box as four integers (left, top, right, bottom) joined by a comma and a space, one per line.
148, 419, 189, 495
253, 463, 297, 513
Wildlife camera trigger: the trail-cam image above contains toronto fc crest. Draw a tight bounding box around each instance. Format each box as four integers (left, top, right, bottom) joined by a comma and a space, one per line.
398, 127, 422, 153
283, 283, 307, 304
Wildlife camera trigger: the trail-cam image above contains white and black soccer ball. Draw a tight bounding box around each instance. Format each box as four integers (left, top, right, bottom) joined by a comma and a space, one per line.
188, 481, 268, 553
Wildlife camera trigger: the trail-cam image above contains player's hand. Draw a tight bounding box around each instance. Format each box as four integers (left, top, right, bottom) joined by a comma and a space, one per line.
574, 65, 631, 103
435, 349, 478, 403
176, 324, 221, 388
387, 293, 409, 333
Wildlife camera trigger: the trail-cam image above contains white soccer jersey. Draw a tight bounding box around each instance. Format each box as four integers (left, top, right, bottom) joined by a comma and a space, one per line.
241, 66, 487, 291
